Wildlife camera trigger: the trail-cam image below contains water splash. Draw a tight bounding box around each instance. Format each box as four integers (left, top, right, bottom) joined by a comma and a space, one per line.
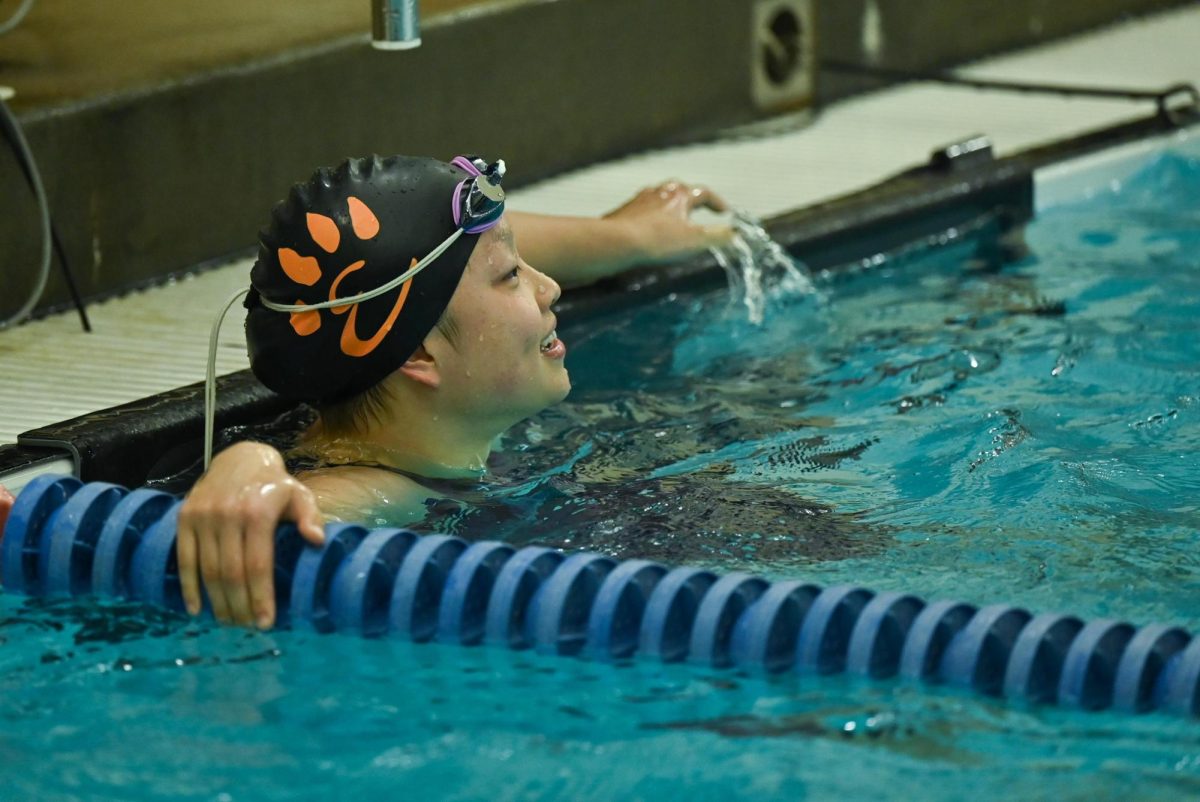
711, 211, 818, 325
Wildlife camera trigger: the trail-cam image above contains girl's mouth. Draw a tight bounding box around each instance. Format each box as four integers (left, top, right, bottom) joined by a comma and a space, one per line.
540, 330, 565, 358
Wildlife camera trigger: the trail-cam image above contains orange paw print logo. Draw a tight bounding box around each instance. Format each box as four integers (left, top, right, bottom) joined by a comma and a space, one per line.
277, 196, 416, 358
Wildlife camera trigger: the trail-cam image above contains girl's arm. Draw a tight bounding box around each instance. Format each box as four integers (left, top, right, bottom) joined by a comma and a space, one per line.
508, 181, 733, 289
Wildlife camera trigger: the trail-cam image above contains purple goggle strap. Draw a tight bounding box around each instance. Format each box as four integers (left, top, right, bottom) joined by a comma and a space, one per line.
450, 155, 504, 235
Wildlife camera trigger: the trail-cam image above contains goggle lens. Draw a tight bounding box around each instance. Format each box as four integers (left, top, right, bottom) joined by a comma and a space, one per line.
450, 155, 506, 234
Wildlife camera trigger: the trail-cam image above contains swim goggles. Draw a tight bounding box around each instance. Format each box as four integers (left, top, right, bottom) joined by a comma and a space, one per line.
203, 156, 507, 469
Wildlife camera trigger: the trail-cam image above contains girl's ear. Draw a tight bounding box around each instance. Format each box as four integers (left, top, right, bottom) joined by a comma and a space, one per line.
398, 343, 440, 388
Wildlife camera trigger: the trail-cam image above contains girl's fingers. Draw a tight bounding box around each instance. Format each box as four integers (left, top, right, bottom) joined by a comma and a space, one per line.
244, 506, 280, 630
686, 185, 730, 213
199, 522, 232, 623
177, 521, 202, 616
286, 482, 326, 548
219, 523, 254, 627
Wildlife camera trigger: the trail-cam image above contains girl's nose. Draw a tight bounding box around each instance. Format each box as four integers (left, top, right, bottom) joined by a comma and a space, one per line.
533, 267, 561, 308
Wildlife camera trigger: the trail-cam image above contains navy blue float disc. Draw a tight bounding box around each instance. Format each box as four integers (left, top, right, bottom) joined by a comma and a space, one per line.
91, 490, 177, 599
526, 552, 617, 656
845, 592, 926, 679
1, 474, 82, 593
730, 580, 820, 673
1057, 619, 1136, 710
1002, 613, 1084, 705
1157, 634, 1200, 716
898, 600, 978, 682
639, 567, 718, 663
484, 546, 564, 649
438, 541, 515, 646
43, 482, 127, 597
330, 528, 418, 636
795, 585, 874, 675
291, 523, 369, 632
585, 559, 668, 662
689, 573, 770, 668
939, 604, 1031, 696
129, 504, 185, 611
388, 534, 467, 641
1112, 624, 1191, 713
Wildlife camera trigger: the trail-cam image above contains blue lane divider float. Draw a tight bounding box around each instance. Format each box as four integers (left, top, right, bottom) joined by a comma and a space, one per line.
1, 475, 1197, 718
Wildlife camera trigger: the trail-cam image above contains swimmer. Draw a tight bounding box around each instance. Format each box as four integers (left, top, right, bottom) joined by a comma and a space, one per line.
175, 154, 731, 629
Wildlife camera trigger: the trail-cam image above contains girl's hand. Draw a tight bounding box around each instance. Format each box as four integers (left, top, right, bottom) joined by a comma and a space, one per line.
176, 442, 325, 629
603, 181, 734, 263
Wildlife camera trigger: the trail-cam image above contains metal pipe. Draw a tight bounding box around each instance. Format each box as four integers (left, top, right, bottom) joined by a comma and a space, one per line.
372, 0, 421, 50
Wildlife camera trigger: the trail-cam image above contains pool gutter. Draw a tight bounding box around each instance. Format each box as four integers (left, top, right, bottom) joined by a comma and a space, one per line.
556, 105, 1199, 317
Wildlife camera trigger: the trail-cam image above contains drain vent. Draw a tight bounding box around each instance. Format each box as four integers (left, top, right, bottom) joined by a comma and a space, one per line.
752, 0, 814, 111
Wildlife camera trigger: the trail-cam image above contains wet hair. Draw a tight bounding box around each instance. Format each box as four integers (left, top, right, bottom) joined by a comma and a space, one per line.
315, 380, 395, 438
313, 305, 461, 438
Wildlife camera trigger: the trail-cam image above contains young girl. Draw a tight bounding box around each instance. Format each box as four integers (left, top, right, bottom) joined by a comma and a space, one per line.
174, 154, 731, 629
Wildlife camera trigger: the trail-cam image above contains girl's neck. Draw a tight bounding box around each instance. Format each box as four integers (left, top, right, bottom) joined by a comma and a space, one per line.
301, 410, 501, 480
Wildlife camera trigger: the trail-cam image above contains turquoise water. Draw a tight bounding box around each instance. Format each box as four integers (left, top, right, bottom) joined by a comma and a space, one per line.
3, 140, 1200, 800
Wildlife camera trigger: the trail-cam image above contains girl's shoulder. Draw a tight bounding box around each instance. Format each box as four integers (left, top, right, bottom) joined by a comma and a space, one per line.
299, 465, 432, 526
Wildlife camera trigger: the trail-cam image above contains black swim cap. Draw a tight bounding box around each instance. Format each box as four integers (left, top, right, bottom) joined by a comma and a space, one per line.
245, 155, 484, 403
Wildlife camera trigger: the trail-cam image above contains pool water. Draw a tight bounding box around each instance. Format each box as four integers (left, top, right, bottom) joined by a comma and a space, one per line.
3, 141, 1200, 800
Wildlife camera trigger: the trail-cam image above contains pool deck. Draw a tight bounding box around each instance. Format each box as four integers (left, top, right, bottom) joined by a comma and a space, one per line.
1, 4, 1199, 454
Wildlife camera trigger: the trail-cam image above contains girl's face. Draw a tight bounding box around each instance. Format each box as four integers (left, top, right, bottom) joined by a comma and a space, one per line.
426, 217, 570, 427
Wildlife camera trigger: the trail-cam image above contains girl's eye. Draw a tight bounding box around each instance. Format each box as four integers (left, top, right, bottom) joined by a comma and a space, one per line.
506, 266, 521, 281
